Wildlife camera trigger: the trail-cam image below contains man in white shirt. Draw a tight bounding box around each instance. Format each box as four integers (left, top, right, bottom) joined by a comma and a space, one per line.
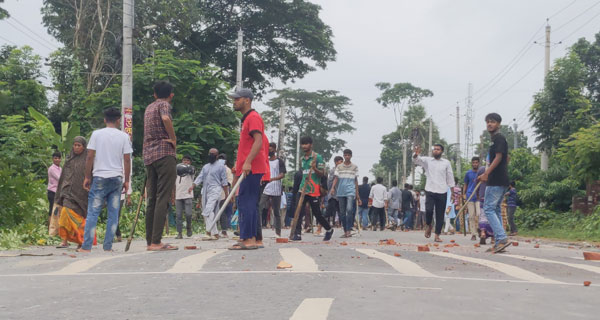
80, 107, 132, 252
369, 177, 388, 231
413, 144, 455, 242
218, 154, 234, 237
175, 155, 195, 239
258, 143, 287, 237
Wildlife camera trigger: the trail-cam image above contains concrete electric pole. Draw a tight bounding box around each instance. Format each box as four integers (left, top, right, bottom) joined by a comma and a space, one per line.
540, 22, 550, 171
236, 29, 244, 89
513, 120, 519, 149
278, 100, 286, 158
456, 103, 461, 179
121, 0, 134, 138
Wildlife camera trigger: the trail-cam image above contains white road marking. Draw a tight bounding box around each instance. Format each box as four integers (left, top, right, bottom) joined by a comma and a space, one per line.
356, 248, 437, 277
429, 251, 563, 284
382, 286, 442, 290
47, 252, 149, 275
166, 250, 226, 273
289, 298, 334, 320
503, 254, 600, 275
279, 248, 319, 272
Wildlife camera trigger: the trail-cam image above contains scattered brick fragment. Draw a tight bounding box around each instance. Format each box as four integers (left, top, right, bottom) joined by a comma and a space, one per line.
584, 281, 591, 287
450, 240, 455, 243
433, 243, 439, 247
525, 240, 532, 243
583, 252, 600, 261
534, 244, 540, 248
340, 242, 348, 246
444, 244, 454, 248
387, 239, 396, 245
474, 243, 480, 248
241, 256, 245, 260
184, 246, 197, 250
453, 243, 460, 247
69, 254, 77, 258
276, 238, 289, 244
394, 253, 401, 257
443, 250, 449, 253
277, 261, 292, 269
512, 242, 519, 246
418, 245, 430, 252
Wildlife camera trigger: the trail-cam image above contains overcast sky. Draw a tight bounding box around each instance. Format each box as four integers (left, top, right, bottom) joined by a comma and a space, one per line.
2, 0, 600, 177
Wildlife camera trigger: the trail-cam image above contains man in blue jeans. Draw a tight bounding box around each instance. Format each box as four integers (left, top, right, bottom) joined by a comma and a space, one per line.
80, 108, 132, 252
330, 149, 360, 238
478, 112, 511, 253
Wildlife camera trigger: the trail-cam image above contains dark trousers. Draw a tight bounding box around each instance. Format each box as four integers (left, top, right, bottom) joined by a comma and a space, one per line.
325, 198, 339, 225
145, 156, 177, 246
218, 200, 232, 231
507, 206, 518, 233
426, 191, 447, 235
259, 194, 282, 235
116, 199, 124, 237
239, 173, 263, 240
294, 194, 331, 237
47, 190, 55, 216
372, 207, 386, 230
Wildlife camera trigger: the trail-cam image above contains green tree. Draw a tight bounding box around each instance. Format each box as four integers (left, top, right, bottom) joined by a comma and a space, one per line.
572, 33, 600, 110
557, 123, 600, 184
529, 52, 594, 153
0, 45, 48, 116
42, 0, 336, 95
375, 82, 433, 126
0, 0, 8, 20
474, 124, 528, 157
262, 88, 354, 166
76, 50, 239, 163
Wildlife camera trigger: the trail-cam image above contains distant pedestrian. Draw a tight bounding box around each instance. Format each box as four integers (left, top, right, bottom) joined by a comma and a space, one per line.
54, 137, 92, 249
175, 155, 195, 239
444, 187, 456, 235
416, 190, 426, 230
79, 108, 132, 252
357, 177, 371, 229
330, 149, 360, 238
505, 181, 518, 236
326, 156, 343, 227
401, 183, 414, 230
463, 156, 481, 241
413, 144, 455, 242
218, 153, 234, 237
259, 143, 287, 237
229, 88, 270, 250
452, 178, 462, 232
387, 180, 402, 230
191, 148, 229, 240
143, 81, 178, 251
369, 177, 388, 231
478, 113, 511, 253
47, 151, 62, 219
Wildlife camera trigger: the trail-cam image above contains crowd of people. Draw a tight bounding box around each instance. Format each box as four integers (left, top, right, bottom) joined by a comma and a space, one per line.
45, 82, 519, 254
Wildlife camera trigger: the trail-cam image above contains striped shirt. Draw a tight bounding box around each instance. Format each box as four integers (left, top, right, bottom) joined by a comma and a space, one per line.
334, 162, 358, 197
263, 158, 286, 196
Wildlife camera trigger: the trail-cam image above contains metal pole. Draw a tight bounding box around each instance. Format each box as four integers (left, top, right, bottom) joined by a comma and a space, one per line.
456, 104, 461, 178
236, 29, 244, 89
428, 117, 433, 157
513, 121, 518, 149
121, 0, 134, 138
402, 142, 407, 185
396, 160, 399, 182
541, 23, 550, 171
278, 99, 286, 158
296, 129, 301, 171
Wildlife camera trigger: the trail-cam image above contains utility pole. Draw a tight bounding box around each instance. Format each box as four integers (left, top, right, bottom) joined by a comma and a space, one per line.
465, 83, 474, 159
388, 171, 392, 188
479, 134, 484, 161
396, 160, 399, 182
540, 22, 550, 171
513, 120, 518, 149
456, 103, 461, 179
428, 117, 433, 157
278, 99, 286, 158
236, 29, 244, 89
121, 0, 134, 138
402, 142, 407, 185
296, 129, 300, 171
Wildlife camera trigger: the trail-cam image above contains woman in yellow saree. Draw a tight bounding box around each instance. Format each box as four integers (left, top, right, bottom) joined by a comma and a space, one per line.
54, 137, 96, 248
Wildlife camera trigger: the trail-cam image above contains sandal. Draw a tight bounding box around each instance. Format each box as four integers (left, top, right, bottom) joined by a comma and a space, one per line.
147, 244, 178, 251
424, 225, 432, 238
228, 243, 258, 250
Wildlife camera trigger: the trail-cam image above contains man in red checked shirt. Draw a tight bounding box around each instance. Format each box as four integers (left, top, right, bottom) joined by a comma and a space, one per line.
229, 88, 270, 250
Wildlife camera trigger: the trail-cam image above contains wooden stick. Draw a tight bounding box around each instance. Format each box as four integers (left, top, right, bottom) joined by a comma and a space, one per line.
289, 153, 317, 239
125, 176, 146, 252
206, 172, 246, 233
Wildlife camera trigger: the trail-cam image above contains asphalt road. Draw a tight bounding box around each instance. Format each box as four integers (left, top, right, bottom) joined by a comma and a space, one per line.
1, 229, 599, 320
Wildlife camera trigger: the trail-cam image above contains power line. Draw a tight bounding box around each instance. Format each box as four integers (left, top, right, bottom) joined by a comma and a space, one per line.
8, 16, 60, 49
554, 0, 600, 33
558, 9, 600, 43
0, 35, 17, 46
548, 0, 578, 20
2, 19, 57, 51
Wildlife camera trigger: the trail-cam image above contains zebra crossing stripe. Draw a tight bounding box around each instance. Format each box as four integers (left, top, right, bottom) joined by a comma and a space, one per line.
165, 249, 226, 273
429, 251, 563, 284
356, 249, 437, 278
279, 248, 319, 272
290, 298, 334, 320
503, 254, 600, 275
47, 252, 149, 275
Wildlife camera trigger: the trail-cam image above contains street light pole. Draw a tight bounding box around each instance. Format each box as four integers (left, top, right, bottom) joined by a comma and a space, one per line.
121, 0, 134, 138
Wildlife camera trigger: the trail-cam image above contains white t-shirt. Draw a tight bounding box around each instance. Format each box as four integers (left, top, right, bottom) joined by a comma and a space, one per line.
176, 175, 194, 200
419, 194, 426, 211
87, 127, 133, 179
369, 184, 388, 208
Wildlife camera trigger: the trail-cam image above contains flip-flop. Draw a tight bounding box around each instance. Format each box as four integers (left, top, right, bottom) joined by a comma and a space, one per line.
493, 241, 512, 254
228, 243, 258, 250
148, 244, 178, 251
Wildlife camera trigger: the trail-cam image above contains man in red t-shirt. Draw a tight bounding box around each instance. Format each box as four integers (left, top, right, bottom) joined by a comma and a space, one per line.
229, 88, 269, 250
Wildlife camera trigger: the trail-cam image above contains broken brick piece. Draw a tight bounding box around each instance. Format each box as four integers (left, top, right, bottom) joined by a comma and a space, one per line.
443, 250, 449, 253
512, 242, 519, 246
453, 243, 460, 247
277, 261, 292, 269
276, 238, 289, 244
534, 244, 540, 248
340, 241, 348, 246
433, 243, 440, 247
387, 239, 396, 245
418, 245, 430, 252
450, 240, 455, 243
584, 281, 591, 287
394, 253, 401, 257
474, 243, 480, 248
583, 252, 600, 261
444, 244, 454, 248
525, 240, 532, 243
184, 246, 197, 250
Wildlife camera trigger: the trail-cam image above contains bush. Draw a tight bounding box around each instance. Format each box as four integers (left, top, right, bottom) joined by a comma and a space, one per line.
515, 208, 558, 230
516, 206, 600, 240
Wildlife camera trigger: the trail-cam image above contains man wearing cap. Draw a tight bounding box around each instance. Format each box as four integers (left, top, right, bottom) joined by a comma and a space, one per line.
229, 88, 270, 250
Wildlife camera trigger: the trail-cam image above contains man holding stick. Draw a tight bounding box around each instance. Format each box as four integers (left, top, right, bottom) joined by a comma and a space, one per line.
463, 156, 481, 241
478, 113, 511, 253
291, 136, 334, 241
229, 88, 269, 250
413, 143, 455, 242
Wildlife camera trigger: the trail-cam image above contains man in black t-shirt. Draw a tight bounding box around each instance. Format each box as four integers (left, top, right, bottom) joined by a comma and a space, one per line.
477, 113, 511, 253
